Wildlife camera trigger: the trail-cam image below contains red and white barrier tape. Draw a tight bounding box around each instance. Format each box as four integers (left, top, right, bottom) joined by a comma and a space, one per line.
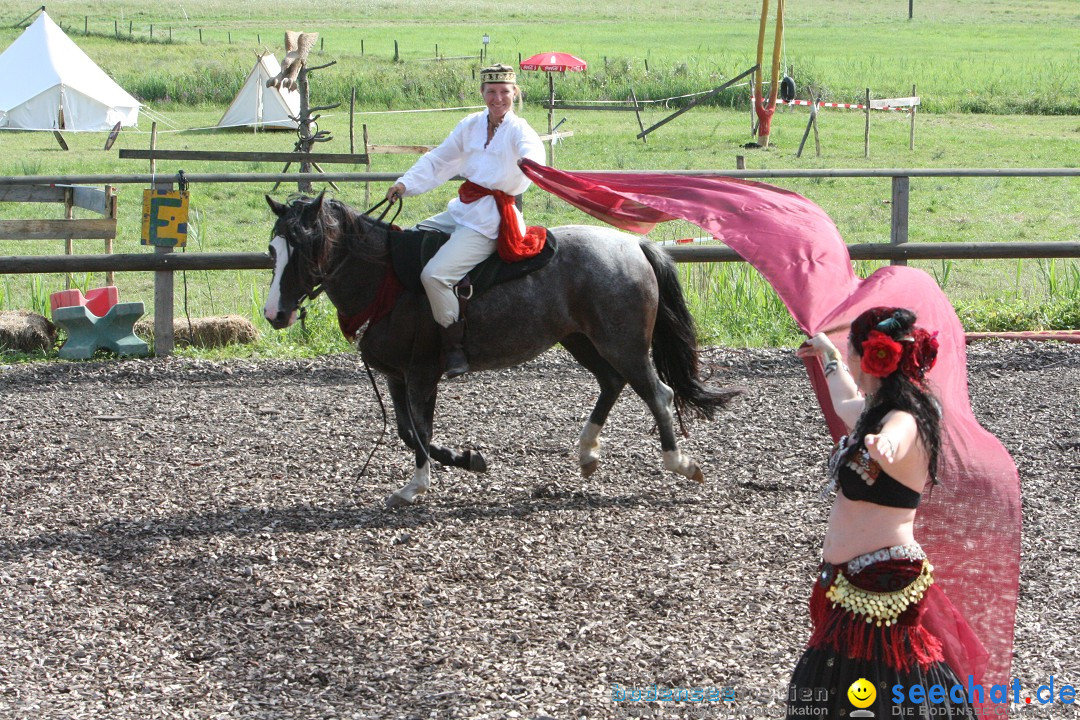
751, 96, 914, 112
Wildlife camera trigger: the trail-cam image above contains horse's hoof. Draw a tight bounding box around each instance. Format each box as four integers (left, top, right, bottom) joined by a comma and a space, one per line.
691, 466, 705, 484
385, 492, 414, 509
580, 459, 599, 478
467, 450, 488, 473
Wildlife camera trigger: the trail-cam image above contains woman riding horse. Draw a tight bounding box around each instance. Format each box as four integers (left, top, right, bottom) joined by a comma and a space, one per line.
262, 194, 739, 506
386, 63, 546, 378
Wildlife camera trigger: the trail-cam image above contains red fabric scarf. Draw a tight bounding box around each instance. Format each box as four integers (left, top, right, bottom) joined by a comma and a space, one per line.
755, 97, 776, 136
458, 180, 547, 262
519, 158, 1019, 696
336, 266, 403, 340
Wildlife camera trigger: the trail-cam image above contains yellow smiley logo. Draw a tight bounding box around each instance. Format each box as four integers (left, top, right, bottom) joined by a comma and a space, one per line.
847, 678, 877, 708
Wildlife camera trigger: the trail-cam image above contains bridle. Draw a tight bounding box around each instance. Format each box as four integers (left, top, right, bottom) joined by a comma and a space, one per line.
288, 196, 403, 330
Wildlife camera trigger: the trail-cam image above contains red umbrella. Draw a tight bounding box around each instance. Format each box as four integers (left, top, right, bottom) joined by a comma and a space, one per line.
520, 53, 587, 146
519, 52, 587, 73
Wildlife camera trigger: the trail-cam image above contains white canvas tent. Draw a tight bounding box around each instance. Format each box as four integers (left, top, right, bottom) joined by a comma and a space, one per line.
0, 11, 140, 131
217, 54, 300, 130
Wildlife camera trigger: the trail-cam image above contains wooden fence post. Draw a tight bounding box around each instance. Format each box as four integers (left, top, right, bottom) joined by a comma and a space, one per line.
394, 40, 399, 62
796, 99, 814, 159
349, 88, 356, 154
864, 88, 871, 159
910, 83, 917, 151
749, 69, 757, 137
630, 87, 646, 144
890, 176, 910, 266
813, 98, 821, 157
63, 187, 74, 289
147, 123, 175, 357
363, 124, 371, 207
105, 186, 117, 286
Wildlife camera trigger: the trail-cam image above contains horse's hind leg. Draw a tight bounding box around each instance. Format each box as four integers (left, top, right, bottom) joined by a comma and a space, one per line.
561, 334, 626, 478
603, 350, 705, 484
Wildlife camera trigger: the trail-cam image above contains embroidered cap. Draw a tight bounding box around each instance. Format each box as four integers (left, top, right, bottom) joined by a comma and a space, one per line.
480, 63, 516, 84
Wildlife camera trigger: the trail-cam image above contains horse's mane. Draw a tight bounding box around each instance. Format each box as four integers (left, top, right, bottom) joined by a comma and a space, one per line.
281, 194, 391, 267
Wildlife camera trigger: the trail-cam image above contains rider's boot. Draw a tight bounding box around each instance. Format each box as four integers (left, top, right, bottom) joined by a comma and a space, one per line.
440, 319, 469, 379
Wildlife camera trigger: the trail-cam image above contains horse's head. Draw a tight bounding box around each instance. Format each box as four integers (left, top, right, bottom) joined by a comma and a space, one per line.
264, 192, 393, 329
263, 192, 332, 329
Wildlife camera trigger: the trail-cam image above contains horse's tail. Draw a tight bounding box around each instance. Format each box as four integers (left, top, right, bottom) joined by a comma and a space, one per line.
639, 240, 743, 420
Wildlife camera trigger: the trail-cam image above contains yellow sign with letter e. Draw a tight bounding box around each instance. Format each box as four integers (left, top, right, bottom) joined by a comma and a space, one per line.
141, 189, 190, 247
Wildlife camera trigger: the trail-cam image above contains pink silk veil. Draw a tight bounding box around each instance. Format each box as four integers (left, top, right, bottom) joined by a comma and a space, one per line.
521, 159, 1020, 714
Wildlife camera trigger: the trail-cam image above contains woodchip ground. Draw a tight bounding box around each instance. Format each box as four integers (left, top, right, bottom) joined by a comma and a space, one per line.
0, 341, 1077, 719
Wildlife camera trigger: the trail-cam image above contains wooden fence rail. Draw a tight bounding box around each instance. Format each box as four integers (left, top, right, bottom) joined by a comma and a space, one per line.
0, 168, 1076, 356
3, 240, 1078, 277
0, 183, 118, 286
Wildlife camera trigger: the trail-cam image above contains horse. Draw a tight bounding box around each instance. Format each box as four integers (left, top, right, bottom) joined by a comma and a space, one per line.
262, 193, 741, 507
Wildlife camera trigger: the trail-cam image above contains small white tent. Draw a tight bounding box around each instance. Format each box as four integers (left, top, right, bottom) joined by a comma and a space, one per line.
0, 11, 140, 131
217, 54, 300, 130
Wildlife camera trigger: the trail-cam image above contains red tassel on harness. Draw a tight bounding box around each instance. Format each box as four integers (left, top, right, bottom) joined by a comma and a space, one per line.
458, 180, 547, 262
337, 266, 404, 340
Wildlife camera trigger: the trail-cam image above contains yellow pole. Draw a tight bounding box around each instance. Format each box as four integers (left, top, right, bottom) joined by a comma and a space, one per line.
759, 0, 784, 147
755, 0, 769, 124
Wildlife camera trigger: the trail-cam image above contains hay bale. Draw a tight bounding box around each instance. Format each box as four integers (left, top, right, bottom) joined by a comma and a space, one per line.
134, 315, 259, 349
0, 310, 56, 354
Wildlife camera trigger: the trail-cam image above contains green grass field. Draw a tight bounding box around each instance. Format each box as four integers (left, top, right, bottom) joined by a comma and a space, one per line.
0, 0, 1077, 354
1, 0, 1075, 114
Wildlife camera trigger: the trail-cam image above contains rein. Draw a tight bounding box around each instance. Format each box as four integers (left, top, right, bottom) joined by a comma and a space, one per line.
295, 196, 403, 331
363, 196, 403, 228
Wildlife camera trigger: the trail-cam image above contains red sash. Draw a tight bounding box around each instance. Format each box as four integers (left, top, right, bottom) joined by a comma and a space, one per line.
458, 180, 547, 262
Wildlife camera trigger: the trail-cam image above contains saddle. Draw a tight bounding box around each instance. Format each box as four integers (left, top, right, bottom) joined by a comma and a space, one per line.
388, 228, 558, 297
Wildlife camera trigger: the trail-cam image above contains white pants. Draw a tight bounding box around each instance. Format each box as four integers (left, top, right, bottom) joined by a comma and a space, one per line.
415, 211, 497, 328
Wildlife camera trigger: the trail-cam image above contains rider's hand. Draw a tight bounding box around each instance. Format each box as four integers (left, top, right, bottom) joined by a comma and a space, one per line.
797, 332, 841, 362
386, 183, 405, 202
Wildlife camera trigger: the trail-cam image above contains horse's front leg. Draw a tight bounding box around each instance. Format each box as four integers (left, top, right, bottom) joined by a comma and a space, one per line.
386, 376, 437, 508
386, 378, 486, 476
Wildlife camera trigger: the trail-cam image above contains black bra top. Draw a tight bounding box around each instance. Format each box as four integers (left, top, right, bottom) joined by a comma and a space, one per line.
829, 436, 923, 509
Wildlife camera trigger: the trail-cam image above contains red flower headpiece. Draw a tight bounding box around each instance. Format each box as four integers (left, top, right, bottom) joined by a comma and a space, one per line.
860, 331, 903, 377
900, 329, 939, 383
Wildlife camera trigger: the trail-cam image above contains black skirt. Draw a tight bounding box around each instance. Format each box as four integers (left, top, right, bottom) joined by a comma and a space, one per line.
787, 645, 979, 718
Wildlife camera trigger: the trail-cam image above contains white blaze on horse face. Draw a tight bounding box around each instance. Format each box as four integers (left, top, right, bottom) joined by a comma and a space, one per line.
263, 235, 295, 324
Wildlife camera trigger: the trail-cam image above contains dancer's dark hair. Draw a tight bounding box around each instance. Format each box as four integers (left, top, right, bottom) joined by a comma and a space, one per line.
848, 307, 942, 485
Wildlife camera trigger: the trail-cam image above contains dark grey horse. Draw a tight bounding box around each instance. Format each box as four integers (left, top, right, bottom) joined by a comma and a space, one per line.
262, 193, 740, 506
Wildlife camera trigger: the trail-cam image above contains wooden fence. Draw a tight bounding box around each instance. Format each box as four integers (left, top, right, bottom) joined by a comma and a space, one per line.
0, 184, 118, 286
0, 168, 1076, 355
